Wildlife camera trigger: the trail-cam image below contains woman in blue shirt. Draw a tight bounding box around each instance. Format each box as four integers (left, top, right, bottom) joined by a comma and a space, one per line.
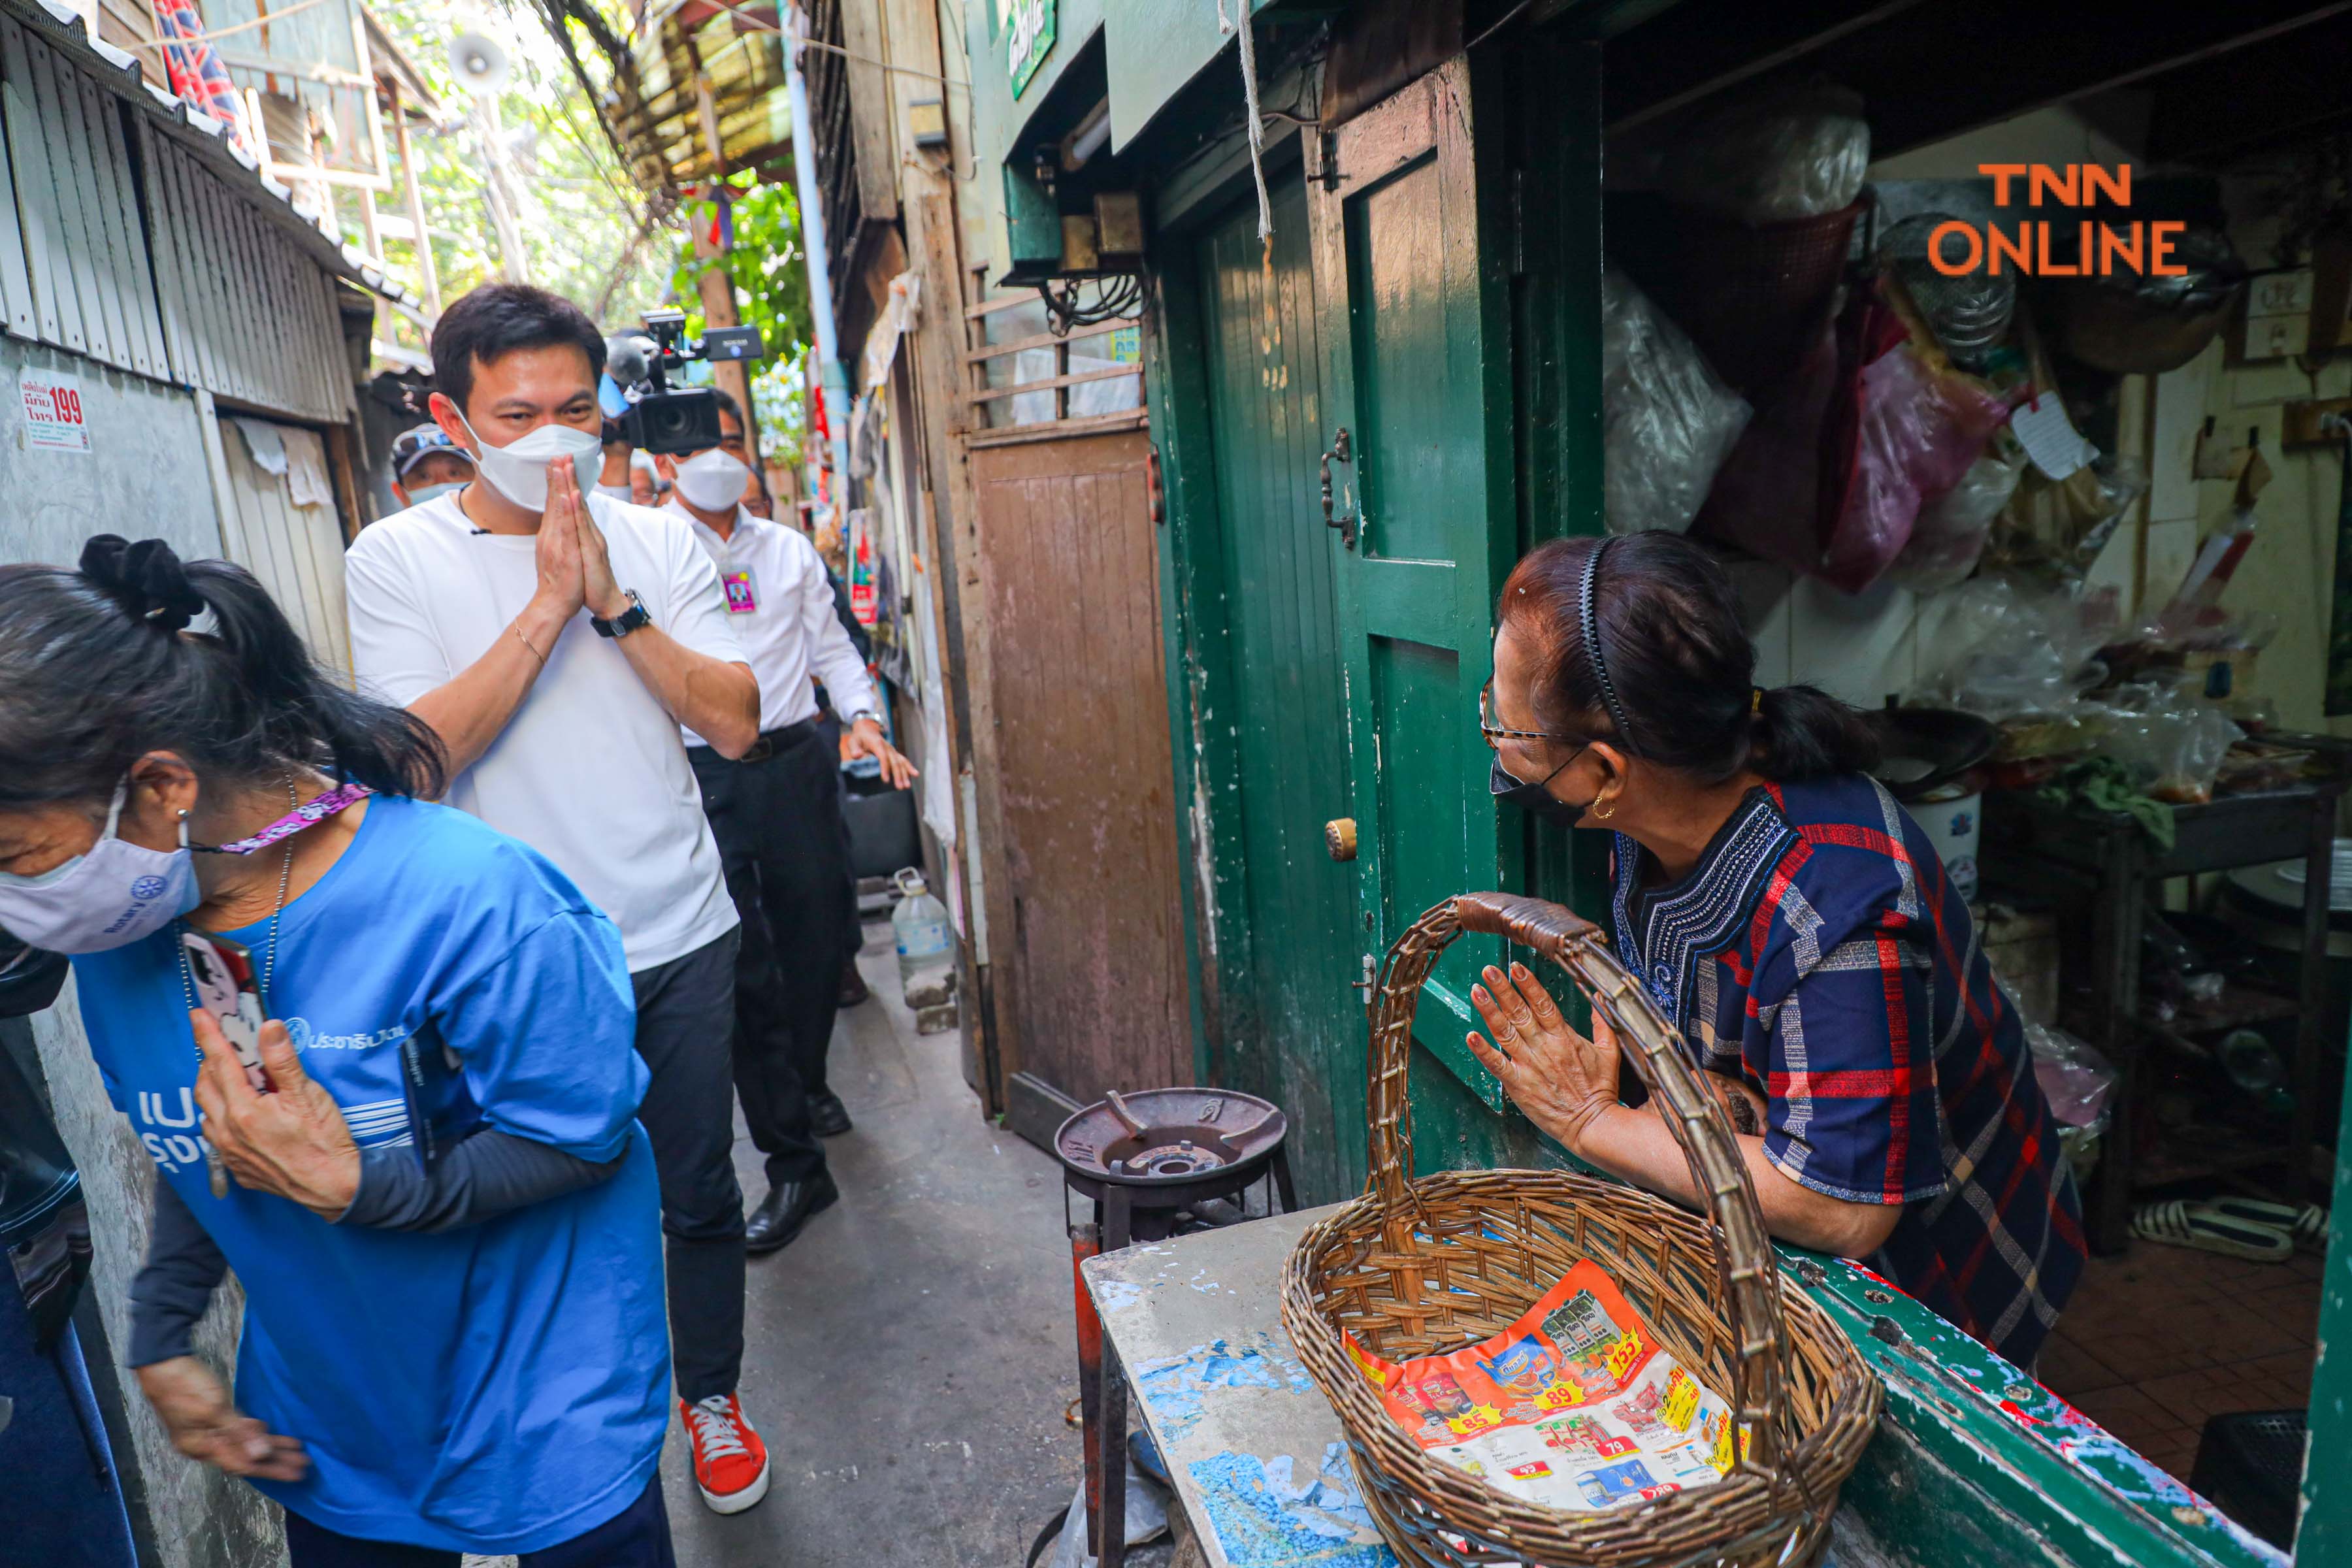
0, 538, 675, 1565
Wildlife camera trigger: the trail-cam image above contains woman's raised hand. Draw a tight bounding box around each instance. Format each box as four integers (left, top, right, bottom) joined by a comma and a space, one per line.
1465, 961, 1622, 1155
191, 1011, 361, 1220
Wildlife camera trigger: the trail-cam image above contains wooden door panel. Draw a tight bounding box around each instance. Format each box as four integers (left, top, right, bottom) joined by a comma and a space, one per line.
1316, 57, 1511, 1111
972, 429, 1189, 1106
1193, 179, 1369, 1205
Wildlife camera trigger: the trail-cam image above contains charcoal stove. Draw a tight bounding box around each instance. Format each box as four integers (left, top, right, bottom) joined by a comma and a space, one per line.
1054, 1086, 1295, 1248
1054, 1088, 1294, 1567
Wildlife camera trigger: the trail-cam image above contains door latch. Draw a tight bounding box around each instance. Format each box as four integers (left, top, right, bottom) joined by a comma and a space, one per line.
1356, 954, 1377, 1005
1320, 427, 1357, 549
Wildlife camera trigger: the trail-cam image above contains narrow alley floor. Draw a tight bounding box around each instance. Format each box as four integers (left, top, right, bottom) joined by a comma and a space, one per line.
661, 921, 1091, 1568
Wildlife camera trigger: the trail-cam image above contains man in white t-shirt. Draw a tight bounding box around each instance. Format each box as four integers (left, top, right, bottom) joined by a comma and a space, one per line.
655, 391, 913, 1256
342, 282, 774, 1518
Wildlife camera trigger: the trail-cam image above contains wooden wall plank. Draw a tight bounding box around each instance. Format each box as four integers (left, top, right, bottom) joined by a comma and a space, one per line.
969, 429, 1188, 1105
1, 21, 76, 350
176, 155, 227, 395
85, 78, 167, 380
192, 169, 252, 404
77, 74, 157, 378
133, 120, 197, 382
0, 22, 34, 340
30, 38, 122, 366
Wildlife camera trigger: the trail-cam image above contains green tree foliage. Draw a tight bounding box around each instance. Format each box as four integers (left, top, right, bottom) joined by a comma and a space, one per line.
366, 0, 670, 325
668, 182, 813, 455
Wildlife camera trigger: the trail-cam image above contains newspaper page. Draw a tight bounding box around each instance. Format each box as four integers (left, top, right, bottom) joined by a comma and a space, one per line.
1342, 1260, 1745, 1512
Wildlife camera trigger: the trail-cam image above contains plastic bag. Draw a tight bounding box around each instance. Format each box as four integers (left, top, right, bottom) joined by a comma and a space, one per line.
2088, 678, 2243, 804
2025, 1021, 2116, 1132
1603, 268, 1751, 536
1914, 578, 2113, 727
1659, 86, 1870, 223
1825, 343, 2011, 593
1887, 440, 2024, 592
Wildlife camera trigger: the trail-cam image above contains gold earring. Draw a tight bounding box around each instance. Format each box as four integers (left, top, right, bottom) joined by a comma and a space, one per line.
1593, 795, 1617, 821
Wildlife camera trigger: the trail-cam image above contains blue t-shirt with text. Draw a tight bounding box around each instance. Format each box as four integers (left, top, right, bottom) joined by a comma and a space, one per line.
73, 795, 668, 1554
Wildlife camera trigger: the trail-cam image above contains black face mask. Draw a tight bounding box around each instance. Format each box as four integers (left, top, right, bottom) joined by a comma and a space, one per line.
1490, 752, 1590, 828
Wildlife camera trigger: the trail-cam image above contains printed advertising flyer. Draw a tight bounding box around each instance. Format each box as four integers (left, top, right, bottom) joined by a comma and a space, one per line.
1343, 1261, 1746, 1512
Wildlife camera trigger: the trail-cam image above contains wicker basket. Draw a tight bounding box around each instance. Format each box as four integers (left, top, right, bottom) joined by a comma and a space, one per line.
1281, 892, 1882, 1568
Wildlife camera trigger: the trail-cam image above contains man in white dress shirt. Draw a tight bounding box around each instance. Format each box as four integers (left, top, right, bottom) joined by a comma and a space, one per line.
659, 390, 913, 1254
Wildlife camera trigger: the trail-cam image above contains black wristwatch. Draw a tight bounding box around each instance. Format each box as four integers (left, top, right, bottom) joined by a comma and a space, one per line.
591, 589, 652, 640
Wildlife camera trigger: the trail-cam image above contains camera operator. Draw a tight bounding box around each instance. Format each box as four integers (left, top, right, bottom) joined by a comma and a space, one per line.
596, 420, 637, 503
656, 391, 912, 1254
342, 283, 777, 1518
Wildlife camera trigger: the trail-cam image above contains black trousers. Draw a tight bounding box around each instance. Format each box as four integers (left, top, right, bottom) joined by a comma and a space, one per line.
284, 1474, 674, 1567
691, 723, 851, 1190
630, 930, 746, 1403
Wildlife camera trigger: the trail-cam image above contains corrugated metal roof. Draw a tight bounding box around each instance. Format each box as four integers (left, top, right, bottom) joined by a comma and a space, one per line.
1, 0, 414, 306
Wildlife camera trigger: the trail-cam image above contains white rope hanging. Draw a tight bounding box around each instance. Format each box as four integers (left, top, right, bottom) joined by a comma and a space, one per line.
1219, 0, 1274, 249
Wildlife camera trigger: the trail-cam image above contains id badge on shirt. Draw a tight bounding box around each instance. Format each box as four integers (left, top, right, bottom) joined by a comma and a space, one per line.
721, 568, 758, 614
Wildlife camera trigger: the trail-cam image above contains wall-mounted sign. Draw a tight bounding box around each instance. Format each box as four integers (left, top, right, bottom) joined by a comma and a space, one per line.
1005, 0, 1055, 99
18, 367, 90, 453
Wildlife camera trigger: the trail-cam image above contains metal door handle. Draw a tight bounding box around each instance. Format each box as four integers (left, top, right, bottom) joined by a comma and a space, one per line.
1319, 428, 1357, 548
1355, 954, 1377, 1005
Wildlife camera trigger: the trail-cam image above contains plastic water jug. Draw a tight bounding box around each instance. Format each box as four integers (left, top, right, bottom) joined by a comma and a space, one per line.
891, 868, 955, 1004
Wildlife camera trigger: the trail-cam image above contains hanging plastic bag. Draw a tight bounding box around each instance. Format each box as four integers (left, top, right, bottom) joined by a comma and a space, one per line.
1601, 268, 1751, 536
1820, 341, 2011, 593
1887, 439, 2025, 593
1658, 86, 1870, 224
2024, 1021, 2116, 1132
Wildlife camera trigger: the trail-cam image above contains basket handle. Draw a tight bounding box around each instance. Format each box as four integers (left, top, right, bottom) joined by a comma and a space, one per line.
1362, 891, 1789, 1471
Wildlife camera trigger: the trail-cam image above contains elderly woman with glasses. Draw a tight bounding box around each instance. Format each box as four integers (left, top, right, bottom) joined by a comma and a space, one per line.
1469, 531, 2083, 1371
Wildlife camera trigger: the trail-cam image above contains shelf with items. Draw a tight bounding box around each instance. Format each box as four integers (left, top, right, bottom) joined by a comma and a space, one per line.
1983, 751, 2348, 1254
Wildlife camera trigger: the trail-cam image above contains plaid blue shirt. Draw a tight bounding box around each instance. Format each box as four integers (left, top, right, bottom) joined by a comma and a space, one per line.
1610, 774, 2083, 1368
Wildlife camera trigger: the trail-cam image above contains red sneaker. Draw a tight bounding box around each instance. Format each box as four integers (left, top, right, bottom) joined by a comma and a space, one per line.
682, 1392, 772, 1514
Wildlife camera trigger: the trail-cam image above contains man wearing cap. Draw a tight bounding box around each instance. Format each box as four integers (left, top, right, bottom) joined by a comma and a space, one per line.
657, 389, 913, 1254
389, 424, 474, 509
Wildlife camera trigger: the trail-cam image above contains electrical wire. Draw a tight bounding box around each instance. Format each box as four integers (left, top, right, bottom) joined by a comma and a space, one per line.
1463, 0, 1537, 55
1036, 274, 1144, 336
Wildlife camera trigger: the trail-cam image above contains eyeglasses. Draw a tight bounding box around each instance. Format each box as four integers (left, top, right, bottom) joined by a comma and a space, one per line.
1478, 679, 1585, 753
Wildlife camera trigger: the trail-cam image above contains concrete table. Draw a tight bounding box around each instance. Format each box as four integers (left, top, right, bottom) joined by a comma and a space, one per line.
1081, 1203, 1878, 1568
1081, 1202, 1395, 1568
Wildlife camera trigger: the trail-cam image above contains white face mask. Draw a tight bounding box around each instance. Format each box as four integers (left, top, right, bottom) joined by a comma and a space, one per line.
402, 481, 467, 508
453, 410, 604, 513
674, 449, 751, 513
593, 482, 636, 502
0, 783, 199, 954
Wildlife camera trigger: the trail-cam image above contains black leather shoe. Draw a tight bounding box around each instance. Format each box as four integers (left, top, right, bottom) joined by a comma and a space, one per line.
837, 962, 871, 1008
744, 1173, 838, 1255
809, 1091, 853, 1138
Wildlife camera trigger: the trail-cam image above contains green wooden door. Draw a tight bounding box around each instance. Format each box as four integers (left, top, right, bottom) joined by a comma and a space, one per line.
1309, 56, 1518, 1128
1192, 177, 1369, 1205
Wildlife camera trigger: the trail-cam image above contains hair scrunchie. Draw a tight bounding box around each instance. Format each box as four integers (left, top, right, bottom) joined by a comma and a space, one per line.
78, 534, 206, 633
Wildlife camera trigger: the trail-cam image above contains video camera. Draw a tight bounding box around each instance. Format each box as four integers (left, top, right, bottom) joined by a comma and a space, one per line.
604, 308, 766, 456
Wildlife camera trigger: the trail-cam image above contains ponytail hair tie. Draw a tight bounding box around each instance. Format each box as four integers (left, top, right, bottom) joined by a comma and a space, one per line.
78, 535, 205, 633
1752, 686, 1765, 715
